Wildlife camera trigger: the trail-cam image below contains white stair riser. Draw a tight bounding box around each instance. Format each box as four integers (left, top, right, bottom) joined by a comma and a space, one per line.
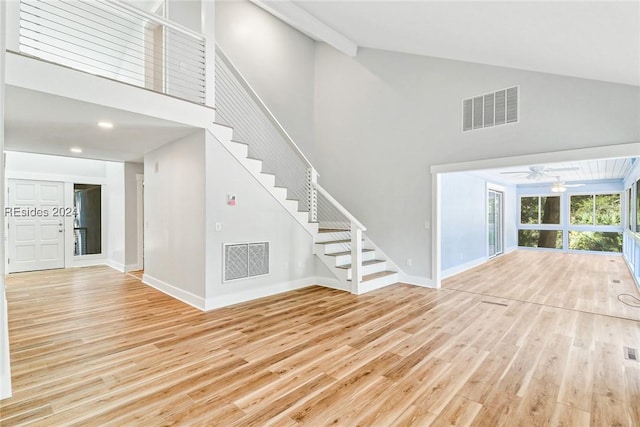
211, 123, 234, 141
346, 261, 387, 280
319, 242, 352, 254
227, 142, 248, 158
357, 273, 399, 294
294, 211, 310, 225
243, 158, 263, 174
259, 173, 276, 187
315, 231, 350, 243
271, 187, 288, 199
334, 250, 376, 266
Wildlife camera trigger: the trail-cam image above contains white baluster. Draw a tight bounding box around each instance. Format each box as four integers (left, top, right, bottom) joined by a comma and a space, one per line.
307, 168, 318, 223
350, 221, 362, 294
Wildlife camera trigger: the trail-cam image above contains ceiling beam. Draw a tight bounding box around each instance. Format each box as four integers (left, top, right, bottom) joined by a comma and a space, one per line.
250, 0, 358, 57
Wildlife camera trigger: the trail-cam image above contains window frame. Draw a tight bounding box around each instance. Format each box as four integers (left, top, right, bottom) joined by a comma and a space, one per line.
568, 192, 622, 228
518, 194, 562, 227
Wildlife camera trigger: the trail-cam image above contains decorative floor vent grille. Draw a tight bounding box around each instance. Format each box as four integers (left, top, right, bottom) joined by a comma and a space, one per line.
224, 242, 269, 282
463, 86, 518, 132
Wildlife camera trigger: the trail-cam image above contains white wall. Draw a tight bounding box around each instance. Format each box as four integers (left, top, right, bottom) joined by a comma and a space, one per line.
124, 162, 143, 269
215, 0, 316, 161
4, 152, 123, 269
106, 162, 126, 270
143, 131, 206, 307
204, 132, 334, 309
167, 0, 202, 32
441, 172, 517, 278
314, 44, 640, 281
441, 173, 488, 274
0, 0, 11, 401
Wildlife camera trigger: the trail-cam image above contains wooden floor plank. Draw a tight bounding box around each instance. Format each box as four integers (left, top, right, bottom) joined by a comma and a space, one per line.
1, 251, 639, 425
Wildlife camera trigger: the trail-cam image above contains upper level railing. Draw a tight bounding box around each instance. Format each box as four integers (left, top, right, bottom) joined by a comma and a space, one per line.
15, 0, 207, 105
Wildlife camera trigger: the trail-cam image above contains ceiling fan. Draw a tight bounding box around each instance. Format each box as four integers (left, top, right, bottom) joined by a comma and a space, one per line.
500, 165, 579, 180
550, 176, 585, 193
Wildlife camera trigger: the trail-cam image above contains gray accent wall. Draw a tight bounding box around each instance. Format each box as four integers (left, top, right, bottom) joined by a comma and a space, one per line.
313, 44, 640, 279
215, 0, 316, 162
124, 162, 143, 266
144, 131, 206, 299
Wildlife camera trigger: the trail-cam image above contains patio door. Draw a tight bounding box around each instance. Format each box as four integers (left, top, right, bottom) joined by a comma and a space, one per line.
488, 189, 504, 257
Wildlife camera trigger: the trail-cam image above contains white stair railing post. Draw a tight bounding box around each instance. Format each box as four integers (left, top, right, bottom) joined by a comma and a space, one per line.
350, 221, 363, 294
6, 0, 20, 52
307, 168, 318, 223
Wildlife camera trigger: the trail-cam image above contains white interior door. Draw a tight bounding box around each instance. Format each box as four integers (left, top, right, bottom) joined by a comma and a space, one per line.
8, 180, 65, 273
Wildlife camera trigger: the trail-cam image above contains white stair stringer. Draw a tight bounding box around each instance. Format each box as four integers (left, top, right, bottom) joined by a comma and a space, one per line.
209, 123, 318, 236
314, 229, 399, 294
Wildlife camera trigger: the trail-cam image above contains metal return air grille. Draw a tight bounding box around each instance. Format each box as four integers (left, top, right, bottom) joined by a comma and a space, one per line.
463, 86, 518, 132
224, 242, 269, 282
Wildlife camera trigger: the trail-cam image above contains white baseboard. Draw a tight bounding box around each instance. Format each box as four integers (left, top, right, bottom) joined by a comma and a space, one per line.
142, 274, 206, 311
399, 274, 436, 288
442, 256, 487, 280
206, 277, 313, 310
124, 263, 143, 273
67, 257, 108, 269
0, 375, 11, 400
505, 246, 518, 254
106, 259, 126, 273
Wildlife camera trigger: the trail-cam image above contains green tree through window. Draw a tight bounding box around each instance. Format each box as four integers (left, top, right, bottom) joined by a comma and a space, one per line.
518, 196, 561, 249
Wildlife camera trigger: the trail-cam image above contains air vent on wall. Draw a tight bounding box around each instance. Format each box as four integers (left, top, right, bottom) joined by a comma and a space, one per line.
224, 242, 269, 281
463, 86, 518, 132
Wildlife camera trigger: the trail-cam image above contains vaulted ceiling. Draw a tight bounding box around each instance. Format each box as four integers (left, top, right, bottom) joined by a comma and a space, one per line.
282, 0, 640, 86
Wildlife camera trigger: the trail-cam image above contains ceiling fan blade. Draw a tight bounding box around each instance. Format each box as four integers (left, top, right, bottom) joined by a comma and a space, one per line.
545, 167, 579, 172
564, 184, 585, 187
499, 171, 531, 175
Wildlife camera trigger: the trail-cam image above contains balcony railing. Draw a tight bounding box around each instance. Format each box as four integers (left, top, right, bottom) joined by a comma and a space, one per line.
15, 0, 208, 105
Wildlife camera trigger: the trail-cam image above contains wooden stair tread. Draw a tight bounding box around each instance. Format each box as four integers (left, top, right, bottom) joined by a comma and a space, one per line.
348, 271, 397, 282
326, 249, 374, 257
318, 228, 350, 233
336, 260, 386, 269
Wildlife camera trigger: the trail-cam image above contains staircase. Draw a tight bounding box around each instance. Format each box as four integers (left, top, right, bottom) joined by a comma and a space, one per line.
314, 228, 399, 293
210, 122, 399, 294
210, 46, 399, 294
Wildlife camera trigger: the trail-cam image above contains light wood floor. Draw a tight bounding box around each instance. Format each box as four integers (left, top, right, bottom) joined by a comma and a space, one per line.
1, 251, 639, 426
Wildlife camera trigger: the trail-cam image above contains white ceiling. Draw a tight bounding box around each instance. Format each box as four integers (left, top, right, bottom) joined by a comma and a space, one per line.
291, 1, 640, 86
4, 86, 199, 163
473, 158, 635, 185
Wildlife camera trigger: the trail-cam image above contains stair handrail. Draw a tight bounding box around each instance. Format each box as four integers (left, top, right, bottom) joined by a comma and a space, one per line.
313, 183, 367, 231
215, 45, 368, 290
215, 44, 315, 170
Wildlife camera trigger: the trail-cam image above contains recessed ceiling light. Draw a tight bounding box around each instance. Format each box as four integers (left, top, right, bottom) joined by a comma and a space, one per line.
70, 147, 83, 153
98, 121, 113, 129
